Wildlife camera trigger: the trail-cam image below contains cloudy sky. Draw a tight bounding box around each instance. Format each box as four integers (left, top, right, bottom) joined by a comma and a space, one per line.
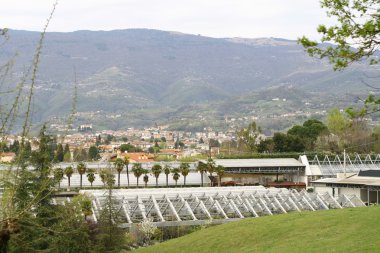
1, 0, 335, 40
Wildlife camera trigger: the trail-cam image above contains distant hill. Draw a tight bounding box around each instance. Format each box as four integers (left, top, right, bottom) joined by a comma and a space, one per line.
0, 29, 378, 131
135, 206, 380, 253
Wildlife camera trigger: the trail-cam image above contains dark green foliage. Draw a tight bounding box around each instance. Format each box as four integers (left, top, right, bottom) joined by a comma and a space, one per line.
93, 177, 127, 253
0, 141, 9, 152
132, 163, 144, 187
119, 143, 142, 153
88, 145, 100, 161
55, 143, 64, 162
287, 119, 328, 150
171, 167, 180, 186
179, 162, 190, 186
151, 164, 162, 187
54, 167, 64, 189
209, 139, 220, 148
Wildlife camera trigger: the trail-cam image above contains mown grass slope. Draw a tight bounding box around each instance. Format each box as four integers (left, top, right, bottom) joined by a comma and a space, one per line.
135, 206, 380, 253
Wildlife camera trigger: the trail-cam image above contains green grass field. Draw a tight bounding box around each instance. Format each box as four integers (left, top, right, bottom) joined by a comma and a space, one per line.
135, 206, 380, 253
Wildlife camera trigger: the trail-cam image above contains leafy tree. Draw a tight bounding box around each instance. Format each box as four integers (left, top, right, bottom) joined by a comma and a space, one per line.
299, 0, 380, 115
120, 144, 142, 153
9, 140, 20, 154
215, 165, 225, 187
179, 162, 190, 186
63, 152, 71, 162
171, 167, 180, 187
64, 166, 74, 190
54, 168, 64, 190
55, 143, 64, 162
257, 139, 275, 153
7, 125, 57, 252
64, 143, 70, 154
273, 133, 305, 152
88, 145, 100, 161
49, 196, 92, 253
299, 0, 380, 70
327, 108, 350, 136
113, 158, 124, 187
206, 158, 216, 176
77, 162, 87, 188
163, 164, 171, 187
132, 163, 144, 187
196, 161, 207, 187
287, 119, 328, 150
151, 164, 162, 187
99, 168, 108, 186
80, 149, 88, 161
237, 121, 261, 152
104, 134, 113, 145
209, 139, 220, 148
95, 135, 101, 146
87, 168, 96, 187
143, 169, 149, 188
93, 171, 126, 253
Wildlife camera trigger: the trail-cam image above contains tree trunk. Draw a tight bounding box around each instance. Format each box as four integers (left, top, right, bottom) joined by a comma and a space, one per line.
218, 176, 221, 187
166, 174, 168, 187
126, 165, 130, 187
137, 177, 139, 188
184, 176, 186, 186
91, 182, 93, 187
145, 182, 147, 188
118, 172, 121, 187
201, 172, 203, 187
68, 176, 71, 191
58, 181, 61, 190
80, 174, 83, 188
156, 177, 158, 187
175, 180, 177, 187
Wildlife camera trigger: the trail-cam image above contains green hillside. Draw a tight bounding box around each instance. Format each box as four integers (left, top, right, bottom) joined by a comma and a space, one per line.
136, 206, 380, 253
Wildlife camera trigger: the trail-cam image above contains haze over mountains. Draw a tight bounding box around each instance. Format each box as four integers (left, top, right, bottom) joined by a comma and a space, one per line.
1, 29, 378, 132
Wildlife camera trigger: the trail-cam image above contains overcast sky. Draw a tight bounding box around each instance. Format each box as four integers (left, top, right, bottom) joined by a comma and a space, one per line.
1, 0, 335, 40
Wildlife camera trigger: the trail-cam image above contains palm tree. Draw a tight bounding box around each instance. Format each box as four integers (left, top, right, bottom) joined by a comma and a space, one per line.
132, 163, 143, 187
99, 168, 107, 186
64, 166, 74, 191
87, 168, 96, 187
151, 164, 162, 187
143, 169, 149, 188
77, 162, 87, 188
179, 162, 190, 186
113, 158, 124, 187
171, 167, 180, 187
215, 165, 225, 187
206, 158, 216, 186
54, 168, 64, 190
164, 164, 171, 187
124, 156, 130, 187
196, 161, 207, 187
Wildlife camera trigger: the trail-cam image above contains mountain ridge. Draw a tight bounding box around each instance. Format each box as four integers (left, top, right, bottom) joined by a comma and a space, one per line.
0, 28, 377, 131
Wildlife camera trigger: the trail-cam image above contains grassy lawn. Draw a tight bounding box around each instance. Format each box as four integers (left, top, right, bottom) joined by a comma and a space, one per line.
135, 206, 380, 253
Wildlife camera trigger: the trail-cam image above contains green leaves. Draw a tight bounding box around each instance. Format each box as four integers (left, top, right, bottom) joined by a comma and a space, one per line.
298, 0, 380, 70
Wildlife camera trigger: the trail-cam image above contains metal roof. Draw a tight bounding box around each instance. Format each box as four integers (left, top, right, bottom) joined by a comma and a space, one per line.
313, 174, 380, 187
214, 158, 305, 168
